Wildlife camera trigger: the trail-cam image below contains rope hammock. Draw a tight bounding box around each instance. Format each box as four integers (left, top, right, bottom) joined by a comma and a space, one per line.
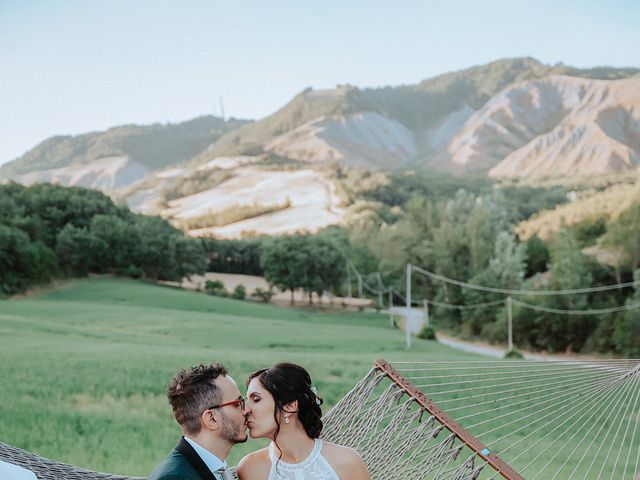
2, 358, 640, 479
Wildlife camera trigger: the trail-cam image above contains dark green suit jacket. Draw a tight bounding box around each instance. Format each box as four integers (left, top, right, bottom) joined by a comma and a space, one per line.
147, 437, 218, 480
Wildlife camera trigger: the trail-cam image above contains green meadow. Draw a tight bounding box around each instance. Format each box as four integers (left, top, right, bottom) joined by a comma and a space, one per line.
0, 277, 474, 476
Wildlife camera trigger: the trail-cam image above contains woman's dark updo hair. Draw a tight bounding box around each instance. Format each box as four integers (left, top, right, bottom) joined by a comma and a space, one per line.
248, 362, 324, 441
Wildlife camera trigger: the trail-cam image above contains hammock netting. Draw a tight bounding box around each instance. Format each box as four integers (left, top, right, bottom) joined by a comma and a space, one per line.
2, 358, 640, 479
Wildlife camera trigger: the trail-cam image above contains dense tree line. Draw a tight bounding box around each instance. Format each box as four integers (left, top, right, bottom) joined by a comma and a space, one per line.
201, 238, 264, 275
0, 183, 205, 295
345, 186, 640, 357
200, 180, 640, 356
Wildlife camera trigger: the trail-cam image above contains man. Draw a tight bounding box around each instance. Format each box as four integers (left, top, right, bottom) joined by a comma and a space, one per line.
148, 363, 248, 480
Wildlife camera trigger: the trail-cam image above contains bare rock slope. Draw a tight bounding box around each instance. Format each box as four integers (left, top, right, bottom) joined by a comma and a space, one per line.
431, 75, 640, 178
265, 112, 417, 169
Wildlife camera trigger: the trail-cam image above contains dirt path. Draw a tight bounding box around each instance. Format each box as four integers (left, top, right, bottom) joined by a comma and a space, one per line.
174, 272, 373, 307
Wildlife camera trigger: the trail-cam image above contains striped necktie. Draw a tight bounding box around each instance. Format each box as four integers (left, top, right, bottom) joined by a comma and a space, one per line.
215, 466, 235, 480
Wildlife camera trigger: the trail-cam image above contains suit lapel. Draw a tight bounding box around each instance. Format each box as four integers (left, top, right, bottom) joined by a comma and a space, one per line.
175, 437, 218, 480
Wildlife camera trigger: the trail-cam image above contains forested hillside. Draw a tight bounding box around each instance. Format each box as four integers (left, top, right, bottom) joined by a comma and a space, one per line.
0, 183, 205, 294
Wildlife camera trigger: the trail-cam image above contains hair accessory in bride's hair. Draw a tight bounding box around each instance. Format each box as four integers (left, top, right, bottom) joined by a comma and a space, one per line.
310, 385, 322, 405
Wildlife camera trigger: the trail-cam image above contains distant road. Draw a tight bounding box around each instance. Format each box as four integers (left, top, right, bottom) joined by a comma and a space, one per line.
436, 334, 589, 361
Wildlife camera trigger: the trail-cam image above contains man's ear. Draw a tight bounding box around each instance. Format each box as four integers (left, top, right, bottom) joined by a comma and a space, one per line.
201, 408, 218, 432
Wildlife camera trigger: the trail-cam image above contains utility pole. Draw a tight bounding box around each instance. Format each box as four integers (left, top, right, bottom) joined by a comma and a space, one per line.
376, 273, 384, 310
389, 289, 394, 327
507, 296, 513, 352
423, 299, 430, 327
406, 263, 412, 349
219, 96, 225, 121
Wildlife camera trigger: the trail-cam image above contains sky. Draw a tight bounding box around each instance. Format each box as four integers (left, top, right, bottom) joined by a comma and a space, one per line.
1, 0, 639, 166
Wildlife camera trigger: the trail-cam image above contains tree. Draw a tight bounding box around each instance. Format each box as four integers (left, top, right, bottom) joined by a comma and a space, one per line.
524, 235, 550, 277
132, 215, 204, 281
202, 238, 264, 275
489, 232, 526, 289
260, 235, 345, 304
90, 214, 137, 271
462, 232, 526, 337
55, 224, 106, 276
613, 270, 640, 357
297, 237, 345, 303
604, 203, 640, 273
260, 236, 308, 304
533, 230, 595, 352
0, 225, 57, 294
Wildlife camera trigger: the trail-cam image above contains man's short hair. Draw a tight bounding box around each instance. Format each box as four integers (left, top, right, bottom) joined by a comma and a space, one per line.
167, 362, 228, 435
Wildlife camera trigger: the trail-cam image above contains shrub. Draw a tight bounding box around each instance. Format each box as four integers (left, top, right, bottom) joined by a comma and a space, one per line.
204, 279, 228, 297
417, 325, 437, 340
252, 287, 274, 302
504, 349, 524, 359
232, 284, 247, 300
124, 265, 143, 279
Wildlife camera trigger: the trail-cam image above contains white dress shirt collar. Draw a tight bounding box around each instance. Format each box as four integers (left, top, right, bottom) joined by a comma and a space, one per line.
184, 436, 227, 474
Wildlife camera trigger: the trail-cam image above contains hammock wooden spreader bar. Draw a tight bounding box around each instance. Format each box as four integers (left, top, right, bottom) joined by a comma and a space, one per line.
374, 358, 525, 480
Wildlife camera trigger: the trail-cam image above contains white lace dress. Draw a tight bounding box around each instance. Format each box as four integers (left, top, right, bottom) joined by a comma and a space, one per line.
267, 439, 340, 480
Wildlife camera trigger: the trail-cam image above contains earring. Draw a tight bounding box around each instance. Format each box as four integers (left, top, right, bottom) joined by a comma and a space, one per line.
284, 414, 290, 424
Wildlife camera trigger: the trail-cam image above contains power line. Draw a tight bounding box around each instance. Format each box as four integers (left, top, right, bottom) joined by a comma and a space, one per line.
511, 298, 640, 315
345, 259, 639, 315
426, 298, 505, 310
411, 264, 640, 296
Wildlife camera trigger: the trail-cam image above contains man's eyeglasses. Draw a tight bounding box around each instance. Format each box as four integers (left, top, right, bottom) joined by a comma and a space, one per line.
208, 396, 245, 411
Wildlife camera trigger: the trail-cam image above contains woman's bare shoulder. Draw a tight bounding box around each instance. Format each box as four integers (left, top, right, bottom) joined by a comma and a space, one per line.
321, 441, 369, 479
236, 447, 271, 480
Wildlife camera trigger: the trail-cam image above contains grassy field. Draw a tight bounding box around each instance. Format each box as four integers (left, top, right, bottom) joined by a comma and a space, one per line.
0, 277, 478, 476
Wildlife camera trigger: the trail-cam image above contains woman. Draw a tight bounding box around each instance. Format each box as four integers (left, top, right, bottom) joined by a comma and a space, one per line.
237, 363, 370, 480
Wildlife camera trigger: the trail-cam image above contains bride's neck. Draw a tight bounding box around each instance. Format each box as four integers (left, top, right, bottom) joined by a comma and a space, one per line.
272, 428, 316, 463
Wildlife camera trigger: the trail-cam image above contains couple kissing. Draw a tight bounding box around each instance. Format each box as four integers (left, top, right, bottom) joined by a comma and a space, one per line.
148, 362, 370, 480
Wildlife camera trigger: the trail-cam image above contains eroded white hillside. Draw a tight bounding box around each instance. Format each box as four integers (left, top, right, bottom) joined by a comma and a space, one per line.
429, 75, 640, 178
489, 77, 640, 179
432, 75, 592, 173
265, 112, 417, 169
164, 167, 344, 238
8, 155, 147, 190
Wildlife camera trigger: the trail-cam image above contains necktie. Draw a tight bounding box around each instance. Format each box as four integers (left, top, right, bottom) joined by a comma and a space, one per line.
216, 466, 235, 480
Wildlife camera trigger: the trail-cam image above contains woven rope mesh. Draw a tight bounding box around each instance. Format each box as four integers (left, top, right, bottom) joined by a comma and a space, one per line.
0, 440, 143, 480
320, 359, 640, 480
321, 366, 489, 479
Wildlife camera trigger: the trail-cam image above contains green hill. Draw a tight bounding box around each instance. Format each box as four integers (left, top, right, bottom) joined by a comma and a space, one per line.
0, 115, 249, 176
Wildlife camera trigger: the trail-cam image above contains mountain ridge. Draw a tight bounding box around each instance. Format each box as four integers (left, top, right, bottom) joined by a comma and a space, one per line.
2, 57, 639, 238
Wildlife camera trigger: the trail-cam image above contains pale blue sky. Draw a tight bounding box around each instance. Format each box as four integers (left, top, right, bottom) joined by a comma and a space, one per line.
1, 0, 639, 165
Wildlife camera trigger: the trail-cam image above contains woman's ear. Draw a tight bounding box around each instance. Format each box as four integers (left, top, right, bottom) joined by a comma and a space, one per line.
282, 399, 299, 414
